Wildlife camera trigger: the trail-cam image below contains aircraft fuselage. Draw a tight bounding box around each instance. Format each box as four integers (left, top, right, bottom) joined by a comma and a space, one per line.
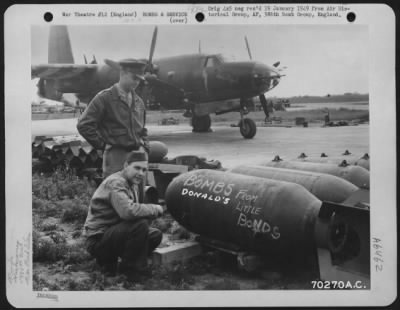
52, 53, 280, 109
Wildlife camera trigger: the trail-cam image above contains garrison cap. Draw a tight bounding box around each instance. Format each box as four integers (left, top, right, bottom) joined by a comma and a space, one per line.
125, 151, 148, 164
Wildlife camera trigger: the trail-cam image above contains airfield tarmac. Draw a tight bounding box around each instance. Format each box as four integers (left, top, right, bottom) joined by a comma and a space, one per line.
31, 118, 369, 168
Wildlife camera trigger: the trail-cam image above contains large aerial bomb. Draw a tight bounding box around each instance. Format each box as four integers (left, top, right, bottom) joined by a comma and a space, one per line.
229, 165, 359, 203
148, 141, 168, 163
263, 158, 370, 189
165, 169, 370, 280
165, 169, 322, 255
354, 153, 370, 171
294, 152, 370, 171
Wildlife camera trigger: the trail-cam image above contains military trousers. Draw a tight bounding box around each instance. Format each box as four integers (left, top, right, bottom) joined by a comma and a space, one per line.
86, 219, 162, 271
102, 145, 139, 178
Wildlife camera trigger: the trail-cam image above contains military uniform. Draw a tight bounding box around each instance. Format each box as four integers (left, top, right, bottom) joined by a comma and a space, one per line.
77, 59, 149, 178
84, 170, 162, 275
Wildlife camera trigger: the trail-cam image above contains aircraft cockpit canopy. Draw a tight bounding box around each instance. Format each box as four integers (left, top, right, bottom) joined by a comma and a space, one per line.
204, 54, 225, 68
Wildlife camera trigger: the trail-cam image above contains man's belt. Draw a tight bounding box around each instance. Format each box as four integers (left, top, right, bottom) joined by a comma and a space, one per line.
124, 145, 141, 151
105, 144, 140, 152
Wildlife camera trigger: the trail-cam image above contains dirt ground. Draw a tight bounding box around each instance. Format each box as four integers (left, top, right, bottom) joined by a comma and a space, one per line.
33, 220, 318, 291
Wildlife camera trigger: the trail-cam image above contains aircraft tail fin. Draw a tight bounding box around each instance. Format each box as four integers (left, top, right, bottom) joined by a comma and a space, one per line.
48, 26, 74, 64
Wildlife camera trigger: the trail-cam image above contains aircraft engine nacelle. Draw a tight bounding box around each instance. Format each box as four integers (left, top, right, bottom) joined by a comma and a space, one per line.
37, 78, 63, 102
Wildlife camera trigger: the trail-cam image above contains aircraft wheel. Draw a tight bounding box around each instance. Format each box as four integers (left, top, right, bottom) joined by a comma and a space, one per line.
192, 115, 212, 132
239, 118, 257, 139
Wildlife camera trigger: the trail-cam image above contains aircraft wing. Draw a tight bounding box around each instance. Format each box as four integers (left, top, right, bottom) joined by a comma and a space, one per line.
31, 64, 98, 79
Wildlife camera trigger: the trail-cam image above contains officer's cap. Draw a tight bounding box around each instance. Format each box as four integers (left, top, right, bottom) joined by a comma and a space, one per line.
118, 58, 146, 70
105, 58, 146, 80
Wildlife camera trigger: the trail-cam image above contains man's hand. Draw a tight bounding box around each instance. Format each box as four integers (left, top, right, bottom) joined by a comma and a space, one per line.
138, 144, 150, 155
143, 141, 151, 154
152, 204, 164, 217
102, 143, 111, 152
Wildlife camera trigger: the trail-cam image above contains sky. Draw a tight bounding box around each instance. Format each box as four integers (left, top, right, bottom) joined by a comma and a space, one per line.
31, 24, 368, 98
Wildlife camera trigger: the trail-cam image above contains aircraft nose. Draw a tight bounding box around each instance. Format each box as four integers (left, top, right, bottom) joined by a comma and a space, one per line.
252, 63, 281, 90
253, 63, 281, 80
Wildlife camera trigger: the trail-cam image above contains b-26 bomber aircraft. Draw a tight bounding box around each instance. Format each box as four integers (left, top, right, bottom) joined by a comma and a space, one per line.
32, 26, 284, 139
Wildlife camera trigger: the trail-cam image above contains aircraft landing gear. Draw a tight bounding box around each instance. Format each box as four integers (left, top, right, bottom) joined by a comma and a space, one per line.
259, 94, 270, 122
192, 115, 212, 132
239, 118, 257, 139
239, 99, 257, 139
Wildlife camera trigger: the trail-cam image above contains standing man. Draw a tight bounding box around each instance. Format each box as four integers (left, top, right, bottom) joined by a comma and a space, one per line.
83, 151, 164, 280
77, 59, 150, 178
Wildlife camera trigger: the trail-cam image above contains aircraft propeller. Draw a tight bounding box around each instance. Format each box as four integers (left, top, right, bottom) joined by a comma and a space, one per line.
244, 36, 253, 60
244, 36, 286, 77
143, 27, 187, 103
146, 26, 158, 74
84, 54, 97, 64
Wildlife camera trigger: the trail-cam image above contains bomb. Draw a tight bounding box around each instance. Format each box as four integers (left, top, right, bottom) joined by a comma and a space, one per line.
294, 152, 370, 171
263, 159, 370, 189
354, 153, 370, 171
165, 169, 322, 255
148, 141, 168, 163
229, 165, 358, 203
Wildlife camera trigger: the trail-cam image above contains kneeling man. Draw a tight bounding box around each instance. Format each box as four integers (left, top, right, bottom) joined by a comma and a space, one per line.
83, 151, 164, 279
